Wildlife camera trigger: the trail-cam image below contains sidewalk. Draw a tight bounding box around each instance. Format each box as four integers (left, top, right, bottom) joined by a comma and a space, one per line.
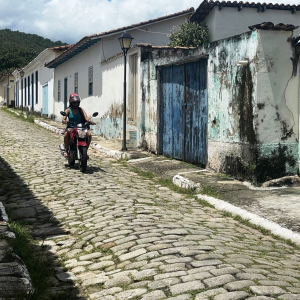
33, 115, 300, 246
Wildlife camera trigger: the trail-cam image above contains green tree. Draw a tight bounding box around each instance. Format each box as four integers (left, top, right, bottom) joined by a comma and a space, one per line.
0, 29, 67, 75
169, 21, 209, 48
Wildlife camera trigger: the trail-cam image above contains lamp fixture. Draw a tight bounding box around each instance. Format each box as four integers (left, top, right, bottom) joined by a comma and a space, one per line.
237, 59, 249, 66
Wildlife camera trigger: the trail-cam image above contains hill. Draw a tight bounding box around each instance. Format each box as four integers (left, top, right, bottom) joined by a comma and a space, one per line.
0, 29, 68, 74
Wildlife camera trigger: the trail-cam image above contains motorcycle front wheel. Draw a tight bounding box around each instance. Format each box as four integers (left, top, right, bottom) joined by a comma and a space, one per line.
68, 149, 75, 166
68, 158, 75, 166
79, 146, 87, 173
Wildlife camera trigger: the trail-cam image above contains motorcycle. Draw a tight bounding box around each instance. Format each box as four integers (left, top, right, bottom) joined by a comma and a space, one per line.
59, 111, 98, 173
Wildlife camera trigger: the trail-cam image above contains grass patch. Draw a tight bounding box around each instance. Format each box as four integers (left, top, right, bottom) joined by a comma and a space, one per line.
196, 198, 215, 208
220, 212, 300, 249
27, 114, 35, 123
200, 184, 219, 198
129, 166, 156, 179
117, 158, 130, 163
5, 219, 55, 300
1, 107, 35, 123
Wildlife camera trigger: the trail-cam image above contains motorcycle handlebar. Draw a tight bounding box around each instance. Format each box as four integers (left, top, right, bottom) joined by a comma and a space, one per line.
65, 121, 94, 128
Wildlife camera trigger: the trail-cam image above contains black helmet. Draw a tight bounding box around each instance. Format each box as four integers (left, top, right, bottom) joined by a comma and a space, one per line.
69, 93, 80, 108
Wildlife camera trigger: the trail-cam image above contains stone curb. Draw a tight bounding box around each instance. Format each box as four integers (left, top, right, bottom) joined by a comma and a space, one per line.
34, 119, 63, 135
196, 194, 300, 246
91, 142, 132, 160
172, 174, 201, 192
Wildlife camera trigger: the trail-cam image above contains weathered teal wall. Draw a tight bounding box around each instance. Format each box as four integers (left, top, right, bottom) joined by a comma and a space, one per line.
207, 31, 258, 143
139, 54, 158, 151
140, 28, 300, 183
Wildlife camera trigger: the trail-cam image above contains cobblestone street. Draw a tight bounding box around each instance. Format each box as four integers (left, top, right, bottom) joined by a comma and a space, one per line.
1, 109, 300, 300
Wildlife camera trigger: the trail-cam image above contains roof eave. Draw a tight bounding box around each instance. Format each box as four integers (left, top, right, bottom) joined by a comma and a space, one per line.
45, 37, 101, 68
45, 8, 194, 68
190, 0, 300, 23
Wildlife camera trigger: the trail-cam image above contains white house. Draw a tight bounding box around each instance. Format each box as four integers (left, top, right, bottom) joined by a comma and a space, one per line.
190, 0, 300, 41
44, 8, 194, 145
0, 73, 15, 106
13, 45, 71, 116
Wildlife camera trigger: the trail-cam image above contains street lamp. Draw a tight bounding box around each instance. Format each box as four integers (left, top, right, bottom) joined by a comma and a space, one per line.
19, 69, 25, 114
118, 31, 133, 151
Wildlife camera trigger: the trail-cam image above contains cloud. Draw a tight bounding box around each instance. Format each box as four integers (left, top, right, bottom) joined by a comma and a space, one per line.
0, 0, 298, 44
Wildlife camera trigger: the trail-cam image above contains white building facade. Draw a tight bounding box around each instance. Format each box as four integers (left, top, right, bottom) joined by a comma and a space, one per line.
190, 0, 300, 42
45, 9, 194, 145
0, 73, 15, 106
13, 46, 71, 116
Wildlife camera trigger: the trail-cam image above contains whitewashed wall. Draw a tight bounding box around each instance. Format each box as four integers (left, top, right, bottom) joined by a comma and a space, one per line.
0, 75, 15, 105
53, 43, 102, 120
100, 14, 190, 61
52, 14, 191, 140
205, 7, 300, 42
14, 49, 55, 115
255, 30, 299, 170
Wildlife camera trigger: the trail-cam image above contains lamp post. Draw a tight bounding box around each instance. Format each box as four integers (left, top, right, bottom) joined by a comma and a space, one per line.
19, 69, 25, 114
118, 31, 133, 151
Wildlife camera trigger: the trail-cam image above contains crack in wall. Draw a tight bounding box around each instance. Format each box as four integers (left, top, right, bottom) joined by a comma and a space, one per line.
282, 74, 296, 141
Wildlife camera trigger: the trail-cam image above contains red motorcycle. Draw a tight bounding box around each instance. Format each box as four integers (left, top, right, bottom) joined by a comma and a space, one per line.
59, 111, 98, 173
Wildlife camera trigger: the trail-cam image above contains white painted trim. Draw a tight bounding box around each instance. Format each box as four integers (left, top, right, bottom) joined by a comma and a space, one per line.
197, 194, 300, 246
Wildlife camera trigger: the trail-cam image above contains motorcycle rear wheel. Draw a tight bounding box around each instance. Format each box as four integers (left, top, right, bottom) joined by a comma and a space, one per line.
79, 147, 87, 173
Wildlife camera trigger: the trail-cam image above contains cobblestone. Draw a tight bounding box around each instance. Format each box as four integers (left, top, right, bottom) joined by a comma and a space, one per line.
1, 110, 300, 299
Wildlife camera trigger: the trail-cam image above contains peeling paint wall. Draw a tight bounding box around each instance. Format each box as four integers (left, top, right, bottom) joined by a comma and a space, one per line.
140, 29, 300, 182
207, 31, 258, 177
254, 30, 299, 178
13, 50, 56, 115
140, 51, 158, 152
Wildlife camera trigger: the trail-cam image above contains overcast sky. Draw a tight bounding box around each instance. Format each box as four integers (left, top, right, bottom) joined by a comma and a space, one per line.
0, 0, 299, 44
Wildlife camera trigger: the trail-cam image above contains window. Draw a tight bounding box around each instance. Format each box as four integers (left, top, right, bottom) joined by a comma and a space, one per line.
74, 72, 78, 94
21, 79, 23, 107
58, 80, 61, 101
27, 76, 30, 105
35, 71, 38, 104
31, 73, 34, 106
64, 78, 68, 110
88, 66, 93, 96
15, 81, 19, 106
24, 78, 27, 105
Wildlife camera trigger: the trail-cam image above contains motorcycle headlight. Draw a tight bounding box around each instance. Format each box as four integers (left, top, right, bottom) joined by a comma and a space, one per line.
78, 129, 86, 138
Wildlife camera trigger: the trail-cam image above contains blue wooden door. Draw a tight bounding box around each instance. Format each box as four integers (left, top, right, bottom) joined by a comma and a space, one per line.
42, 83, 48, 115
161, 64, 184, 159
160, 59, 208, 165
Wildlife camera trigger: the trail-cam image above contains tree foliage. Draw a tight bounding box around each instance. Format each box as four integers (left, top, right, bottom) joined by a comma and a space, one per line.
0, 28, 67, 75
169, 21, 209, 48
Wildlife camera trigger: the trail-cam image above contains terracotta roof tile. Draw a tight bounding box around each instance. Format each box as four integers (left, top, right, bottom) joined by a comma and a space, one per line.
100, 43, 197, 64
191, 0, 300, 22
49, 45, 73, 51
249, 22, 299, 31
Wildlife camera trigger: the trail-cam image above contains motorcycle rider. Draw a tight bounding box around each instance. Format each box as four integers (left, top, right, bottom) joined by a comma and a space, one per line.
62, 93, 96, 157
